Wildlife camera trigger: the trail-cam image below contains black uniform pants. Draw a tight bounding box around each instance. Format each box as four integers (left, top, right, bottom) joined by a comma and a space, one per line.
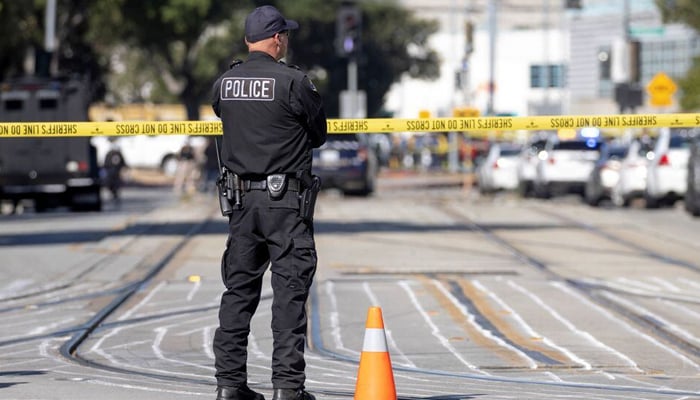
213, 188, 317, 390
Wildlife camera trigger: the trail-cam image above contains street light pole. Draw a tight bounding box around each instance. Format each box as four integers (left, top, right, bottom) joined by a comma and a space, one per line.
487, 0, 497, 115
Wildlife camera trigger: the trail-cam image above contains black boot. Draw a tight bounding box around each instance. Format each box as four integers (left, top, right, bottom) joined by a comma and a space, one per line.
216, 385, 265, 400
271, 389, 315, 400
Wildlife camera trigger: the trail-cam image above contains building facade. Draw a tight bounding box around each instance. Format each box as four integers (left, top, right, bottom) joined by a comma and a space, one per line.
387, 0, 699, 118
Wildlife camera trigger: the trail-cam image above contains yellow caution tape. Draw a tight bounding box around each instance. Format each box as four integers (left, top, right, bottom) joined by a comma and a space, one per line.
0, 113, 699, 138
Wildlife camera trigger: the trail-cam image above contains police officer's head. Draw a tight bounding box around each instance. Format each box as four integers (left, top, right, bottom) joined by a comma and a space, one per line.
245, 5, 298, 60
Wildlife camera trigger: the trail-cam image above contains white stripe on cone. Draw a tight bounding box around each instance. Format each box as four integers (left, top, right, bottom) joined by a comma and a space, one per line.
362, 328, 388, 352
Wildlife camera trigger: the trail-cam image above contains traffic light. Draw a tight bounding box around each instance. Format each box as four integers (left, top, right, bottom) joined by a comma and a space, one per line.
465, 21, 474, 54
336, 5, 361, 57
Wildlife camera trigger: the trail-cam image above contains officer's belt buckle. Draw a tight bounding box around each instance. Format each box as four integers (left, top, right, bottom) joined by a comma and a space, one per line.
266, 174, 287, 199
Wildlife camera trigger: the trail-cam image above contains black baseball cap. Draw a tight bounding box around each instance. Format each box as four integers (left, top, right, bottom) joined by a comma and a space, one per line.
245, 5, 299, 43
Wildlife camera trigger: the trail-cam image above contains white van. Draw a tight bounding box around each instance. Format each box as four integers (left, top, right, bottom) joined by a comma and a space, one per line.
92, 135, 207, 176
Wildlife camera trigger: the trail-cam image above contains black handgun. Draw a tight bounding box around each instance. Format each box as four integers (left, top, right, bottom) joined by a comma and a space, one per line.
214, 138, 242, 216
297, 170, 321, 222
217, 169, 233, 216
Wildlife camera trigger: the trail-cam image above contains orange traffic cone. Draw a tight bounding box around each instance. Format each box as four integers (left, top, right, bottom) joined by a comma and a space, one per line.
354, 306, 397, 400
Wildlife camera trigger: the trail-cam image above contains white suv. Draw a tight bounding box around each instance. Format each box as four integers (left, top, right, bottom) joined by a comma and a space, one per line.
611, 137, 654, 207
644, 127, 693, 208
534, 133, 602, 198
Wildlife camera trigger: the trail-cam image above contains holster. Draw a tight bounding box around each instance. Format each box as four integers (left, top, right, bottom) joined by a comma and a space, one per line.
217, 168, 241, 216
297, 171, 321, 223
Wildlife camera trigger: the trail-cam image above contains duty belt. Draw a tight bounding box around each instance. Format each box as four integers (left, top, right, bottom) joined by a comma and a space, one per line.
244, 177, 301, 192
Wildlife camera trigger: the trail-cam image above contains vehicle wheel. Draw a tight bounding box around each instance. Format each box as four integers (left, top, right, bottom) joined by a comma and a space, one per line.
34, 198, 50, 213
518, 181, 532, 198
644, 193, 660, 209
344, 179, 375, 197
70, 189, 103, 212
586, 195, 600, 207
686, 190, 699, 215
692, 202, 700, 217
535, 184, 550, 199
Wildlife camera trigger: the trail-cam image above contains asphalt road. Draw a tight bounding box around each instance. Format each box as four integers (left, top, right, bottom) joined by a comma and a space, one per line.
1, 176, 699, 400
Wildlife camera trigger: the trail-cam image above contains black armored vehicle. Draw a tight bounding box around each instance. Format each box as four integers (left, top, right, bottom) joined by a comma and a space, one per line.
0, 77, 101, 212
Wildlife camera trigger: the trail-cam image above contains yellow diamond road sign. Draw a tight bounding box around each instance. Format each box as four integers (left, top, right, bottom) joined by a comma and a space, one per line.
647, 72, 677, 107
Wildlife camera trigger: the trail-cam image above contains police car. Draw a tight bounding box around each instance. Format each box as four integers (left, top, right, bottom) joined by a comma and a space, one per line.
533, 128, 603, 198
644, 127, 692, 208
312, 133, 378, 196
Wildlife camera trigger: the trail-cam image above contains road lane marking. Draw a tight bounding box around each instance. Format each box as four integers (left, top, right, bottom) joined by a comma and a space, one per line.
429, 277, 538, 369
398, 280, 488, 375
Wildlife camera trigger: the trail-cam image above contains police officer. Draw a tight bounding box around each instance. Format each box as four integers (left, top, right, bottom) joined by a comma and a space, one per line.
210, 5, 326, 400
103, 138, 127, 203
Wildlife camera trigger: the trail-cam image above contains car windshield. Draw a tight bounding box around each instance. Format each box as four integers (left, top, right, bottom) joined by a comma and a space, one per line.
669, 135, 691, 149
607, 146, 628, 159
500, 148, 521, 156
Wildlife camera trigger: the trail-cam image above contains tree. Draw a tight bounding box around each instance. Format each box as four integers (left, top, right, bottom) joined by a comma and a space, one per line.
655, 0, 700, 110
0, 0, 108, 101
1, 0, 440, 120
89, 0, 250, 119
0, 2, 40, 80
275, 0, 440, 117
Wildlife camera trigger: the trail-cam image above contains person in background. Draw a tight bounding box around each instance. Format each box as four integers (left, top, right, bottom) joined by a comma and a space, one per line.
202, 137, 221, 193
173, 138, 198, 198
103, 138, 128, 203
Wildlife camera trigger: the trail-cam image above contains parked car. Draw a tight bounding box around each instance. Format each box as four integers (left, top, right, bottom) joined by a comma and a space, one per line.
516, 134, 548, 197
312, 133, 378, 196
610, 137, 654, 207
644, 127, 693, 208
685, 133, 700, 216
476, 143, 522, 193
584, 143, 629, 207
534, 132, 602, 198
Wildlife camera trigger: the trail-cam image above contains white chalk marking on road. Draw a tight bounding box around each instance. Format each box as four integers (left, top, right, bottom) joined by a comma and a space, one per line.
603, 292, 700, 361
554, 282, 700, 372
679, 277, 700, 291
398, 280, 488, 375
203, 325, 215, 360
28, 316, 78, 335
661, 299, 700, 321
120, 281, 167, 320
0, 279, 34, 298
507, 280, 594, 370
152, 326, 214, 372
324, 280, 356, 355
616, 277, 661, 292
543, 371, 563, 382
649, 277, 681, 292
472, 279, 568, 376
431, 278, 537, 369
533, 281, 641, 372
186, 278, 201, 301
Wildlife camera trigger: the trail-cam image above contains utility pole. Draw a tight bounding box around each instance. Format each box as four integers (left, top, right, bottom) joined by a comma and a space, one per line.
37, 0, 57, 77
614, 0, 642, 113
487, 0, 497, 115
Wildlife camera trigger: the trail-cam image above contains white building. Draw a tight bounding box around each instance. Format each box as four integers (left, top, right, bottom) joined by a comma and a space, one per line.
386, 0, 697, 118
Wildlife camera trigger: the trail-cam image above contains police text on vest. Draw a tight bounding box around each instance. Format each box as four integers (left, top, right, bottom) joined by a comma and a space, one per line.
221, 78, 275, 101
